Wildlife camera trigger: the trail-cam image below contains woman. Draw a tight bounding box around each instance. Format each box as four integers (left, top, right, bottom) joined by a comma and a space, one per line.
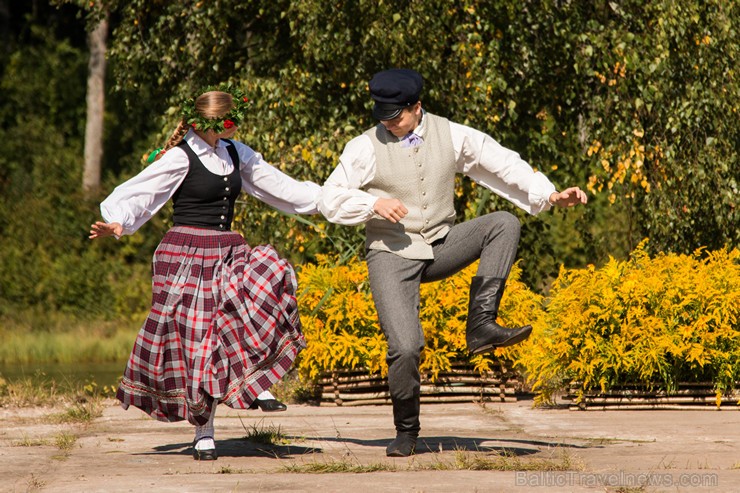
90, 88, 320, 460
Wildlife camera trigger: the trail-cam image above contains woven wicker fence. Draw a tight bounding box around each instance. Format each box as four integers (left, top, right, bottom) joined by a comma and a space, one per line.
316, 362, 523, 406
566, 382, 740, 411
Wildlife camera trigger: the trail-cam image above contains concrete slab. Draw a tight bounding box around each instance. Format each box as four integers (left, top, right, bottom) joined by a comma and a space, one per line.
2, 399, 738, 492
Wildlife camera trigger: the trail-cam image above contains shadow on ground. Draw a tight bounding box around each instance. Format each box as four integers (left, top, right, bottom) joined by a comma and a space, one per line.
146, 439, 323, 458
311, 435, 595, 456
144, 434, 594, 459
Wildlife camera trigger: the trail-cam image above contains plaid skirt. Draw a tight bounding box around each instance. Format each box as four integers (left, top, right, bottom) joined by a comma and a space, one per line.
116, 226, 306, 425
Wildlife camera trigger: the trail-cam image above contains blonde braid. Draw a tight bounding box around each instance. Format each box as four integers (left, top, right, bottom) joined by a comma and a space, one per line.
163, 120, 190, 152
149, 120, 189, 162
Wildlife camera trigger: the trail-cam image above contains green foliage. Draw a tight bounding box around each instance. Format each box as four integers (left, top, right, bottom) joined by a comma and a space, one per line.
99, 0, 739, 287
0, 23, 87, 312
0, 15, 156, 320
573, 1, 740, 254
97, 0, 293, 96
2, 1, 738, 355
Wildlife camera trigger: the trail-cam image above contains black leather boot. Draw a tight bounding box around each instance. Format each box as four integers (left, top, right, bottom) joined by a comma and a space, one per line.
386, 396, 420, 457
466, 276, 533, 355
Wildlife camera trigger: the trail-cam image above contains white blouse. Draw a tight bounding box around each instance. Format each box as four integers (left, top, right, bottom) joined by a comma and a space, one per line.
101, 130, 322, 236
319, 113, 557, 226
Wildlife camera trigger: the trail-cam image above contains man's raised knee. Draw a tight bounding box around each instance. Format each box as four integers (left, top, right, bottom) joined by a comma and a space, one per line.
490, 211, 520, 238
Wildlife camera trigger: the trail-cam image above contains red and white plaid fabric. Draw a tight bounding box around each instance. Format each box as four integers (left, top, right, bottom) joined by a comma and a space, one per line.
116, 226, 306, 425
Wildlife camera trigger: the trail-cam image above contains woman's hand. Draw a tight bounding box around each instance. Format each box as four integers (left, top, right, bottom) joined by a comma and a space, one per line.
549, 187, 588, 208
89, 221, 123, 239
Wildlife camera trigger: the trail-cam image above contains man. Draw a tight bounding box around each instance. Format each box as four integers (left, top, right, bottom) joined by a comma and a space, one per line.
319, 69, 587, 457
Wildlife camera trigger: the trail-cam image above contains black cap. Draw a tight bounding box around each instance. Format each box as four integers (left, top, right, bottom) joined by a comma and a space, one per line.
369, 69, 423, 120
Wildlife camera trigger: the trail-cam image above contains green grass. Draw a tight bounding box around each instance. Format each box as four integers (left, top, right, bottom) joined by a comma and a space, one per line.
0, 308, 132, 407
217, 466, 250, 474
281, 448, 582, 474
0, 308, 317, 409
53, 399, 104, 424
239, 417, 290, 445
0, 315, 138, 365
431, 448, 582, 472
0, 372, 66, 407
54, 432, 77, 451
0, 371, 116, 408
26, 474, 45, 491
11, 436, 49, 447
281, 459, 398, 474
51, 431, 78, 460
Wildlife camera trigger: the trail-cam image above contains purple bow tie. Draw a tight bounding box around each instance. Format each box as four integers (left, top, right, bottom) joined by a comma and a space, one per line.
400, 132, 423, 148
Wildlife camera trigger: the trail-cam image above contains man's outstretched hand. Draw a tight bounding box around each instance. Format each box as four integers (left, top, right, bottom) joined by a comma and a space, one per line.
549, 187, 588, 207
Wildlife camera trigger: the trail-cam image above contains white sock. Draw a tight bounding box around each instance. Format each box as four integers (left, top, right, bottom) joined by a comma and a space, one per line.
257, 390, 274, 400
194, 438, 215, 450
194, 405, 217, 447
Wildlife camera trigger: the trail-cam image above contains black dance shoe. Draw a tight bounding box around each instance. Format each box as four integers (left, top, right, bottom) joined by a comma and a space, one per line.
249, 398, 287, 412
192, 438, 218, 461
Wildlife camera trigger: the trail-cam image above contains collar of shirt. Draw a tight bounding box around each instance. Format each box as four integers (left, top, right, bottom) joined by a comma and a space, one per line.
415, 110, 427, 137
400, 110, 426, 148
184, 129, 233, 174
185, 129, 229, 155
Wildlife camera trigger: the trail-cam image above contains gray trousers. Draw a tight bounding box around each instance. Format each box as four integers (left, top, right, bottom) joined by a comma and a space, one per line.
366, 211, 521, 401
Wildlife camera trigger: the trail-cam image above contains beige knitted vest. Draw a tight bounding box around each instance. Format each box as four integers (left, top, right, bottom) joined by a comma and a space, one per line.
363, 113, 456, 259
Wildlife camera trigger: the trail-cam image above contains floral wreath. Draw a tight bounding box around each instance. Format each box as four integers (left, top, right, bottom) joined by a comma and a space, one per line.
180, 84, 251, 134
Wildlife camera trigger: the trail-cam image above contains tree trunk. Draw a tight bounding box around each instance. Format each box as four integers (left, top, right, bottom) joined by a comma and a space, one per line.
0, 1, 9, 50
82, 14, 108, 196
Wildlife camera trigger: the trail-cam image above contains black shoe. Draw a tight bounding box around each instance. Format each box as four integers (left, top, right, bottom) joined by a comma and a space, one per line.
386, 432, 417, 457
468, 324, 533, 355
192, 438, 218, 461
466, 276, 533, 354
249, 398, 287, 412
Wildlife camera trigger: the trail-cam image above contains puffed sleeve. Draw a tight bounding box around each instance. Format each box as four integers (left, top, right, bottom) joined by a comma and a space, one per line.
318, 135, 379, 225
451, 121, 556, 215
100, 147, 189, 235
235, 141, 322, 215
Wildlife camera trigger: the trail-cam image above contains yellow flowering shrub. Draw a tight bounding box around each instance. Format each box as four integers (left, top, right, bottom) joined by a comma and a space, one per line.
516, 242, 740, 405
297, 244, 740, 407
296, 256, 542, 382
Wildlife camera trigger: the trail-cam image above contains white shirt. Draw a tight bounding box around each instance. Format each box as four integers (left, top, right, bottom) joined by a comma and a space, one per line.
101, 130, 322, 236
319, 113, 557, 226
